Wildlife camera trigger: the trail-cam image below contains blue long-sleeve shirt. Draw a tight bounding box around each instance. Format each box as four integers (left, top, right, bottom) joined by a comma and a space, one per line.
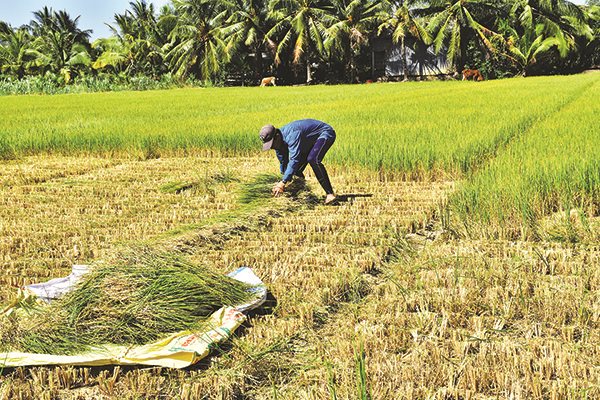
275, 119, 335, 183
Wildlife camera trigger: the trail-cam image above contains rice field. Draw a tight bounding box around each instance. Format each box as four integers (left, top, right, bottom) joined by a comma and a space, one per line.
451, 77, 600, 239
0, 74, 595, 174
0, 73, 599, 398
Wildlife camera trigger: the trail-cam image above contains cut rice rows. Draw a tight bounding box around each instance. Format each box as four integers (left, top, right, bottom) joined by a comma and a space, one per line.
0, 156, 272, 303
1, 153, 598, 397
0, 155, 453, 398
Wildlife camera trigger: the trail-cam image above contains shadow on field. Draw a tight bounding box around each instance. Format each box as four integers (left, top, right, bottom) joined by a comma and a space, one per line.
334, 193, 373, 204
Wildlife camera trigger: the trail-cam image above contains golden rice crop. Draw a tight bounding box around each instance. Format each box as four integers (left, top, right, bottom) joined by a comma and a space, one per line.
0, 156, 274, 304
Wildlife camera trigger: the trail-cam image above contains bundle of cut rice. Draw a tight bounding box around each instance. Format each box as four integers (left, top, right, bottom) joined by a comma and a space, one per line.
2, 248, 254, 355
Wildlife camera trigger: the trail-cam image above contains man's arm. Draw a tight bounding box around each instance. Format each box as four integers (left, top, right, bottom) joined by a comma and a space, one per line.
281, 136, 301, 183
275, 147, 288, 174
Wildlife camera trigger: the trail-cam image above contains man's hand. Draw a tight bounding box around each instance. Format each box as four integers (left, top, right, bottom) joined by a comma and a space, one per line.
272, 181, 285, 197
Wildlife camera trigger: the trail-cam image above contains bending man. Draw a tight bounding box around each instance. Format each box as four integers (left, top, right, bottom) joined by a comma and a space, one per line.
259, 119, 337, 204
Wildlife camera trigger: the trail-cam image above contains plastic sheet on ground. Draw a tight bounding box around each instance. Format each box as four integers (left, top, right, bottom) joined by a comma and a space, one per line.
0, 266, 266, 369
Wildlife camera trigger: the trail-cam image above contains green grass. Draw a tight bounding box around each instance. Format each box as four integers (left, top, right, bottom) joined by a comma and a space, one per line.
0, 74, 597, 175
1, 73, 598, 238
451, 78, 600, 239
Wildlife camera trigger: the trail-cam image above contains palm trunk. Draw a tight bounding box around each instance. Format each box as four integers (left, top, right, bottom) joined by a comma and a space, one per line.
401, 0, 409, 81
402, 36, 408, 81
306, 60, 312, 83
350, 52, 356, 83
457, 26, 467, 73
255, 45, 263, 81
350, 41, 358, 83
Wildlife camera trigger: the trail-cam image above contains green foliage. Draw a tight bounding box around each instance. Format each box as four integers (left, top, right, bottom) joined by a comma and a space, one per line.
0, 1, 597, 85
267, 0, 335, 82
221, 0, 275, 80
326, 0, 383, 82
451, 77, 600, 239
0, 73, 191, 95
378, 1, 432, 80
423, 0, 507, 72
166, 0, 231, 80
6, 248, 255, 354
26, 7, 93, 81
354, 338, 370, 400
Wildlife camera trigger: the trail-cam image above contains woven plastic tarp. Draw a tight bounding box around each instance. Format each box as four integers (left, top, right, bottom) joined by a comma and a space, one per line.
0, 266, 266, 369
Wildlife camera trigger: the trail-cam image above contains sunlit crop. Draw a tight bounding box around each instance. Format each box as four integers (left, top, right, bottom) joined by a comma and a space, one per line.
0, 74, 596, 176
452, 78, 600, 239
0, 74, 599, 398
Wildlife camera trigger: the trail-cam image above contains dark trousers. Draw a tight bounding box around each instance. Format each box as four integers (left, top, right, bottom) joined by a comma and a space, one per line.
297, 135, 335, 195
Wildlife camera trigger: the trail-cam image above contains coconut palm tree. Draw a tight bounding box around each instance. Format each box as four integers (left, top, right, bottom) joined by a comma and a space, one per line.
53, 10, 93, 46
585, 1, 600, 66
129, 0, 158, 34
420, 0, 505, 73
29, 6, 55, 37
267, 0, 335, 83
0, 21, 10, 36
379, 0, 431, 81
156, 5, 179, 46
30, 8, 92, 46
27, 8, 92, 78
510, 0, 592, 59
221, 0, 275, 80
325, 0, 383, 83
166, 0, 230, 80
0, 28, 35, 78
107, 1, 170, 77
29, 33, 91, 82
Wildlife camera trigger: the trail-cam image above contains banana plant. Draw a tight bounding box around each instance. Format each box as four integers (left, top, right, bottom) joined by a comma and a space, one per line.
92, 37, 132, 73
504, 23, 566, 75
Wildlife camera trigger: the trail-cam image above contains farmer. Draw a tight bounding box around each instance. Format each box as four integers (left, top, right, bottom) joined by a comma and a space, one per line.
259, 119, 337, 204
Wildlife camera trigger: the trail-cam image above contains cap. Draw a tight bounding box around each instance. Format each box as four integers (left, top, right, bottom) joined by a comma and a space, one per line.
259, 124, 277, 151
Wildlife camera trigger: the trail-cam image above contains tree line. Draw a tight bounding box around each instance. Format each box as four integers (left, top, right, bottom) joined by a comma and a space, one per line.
0, 0, 598, 88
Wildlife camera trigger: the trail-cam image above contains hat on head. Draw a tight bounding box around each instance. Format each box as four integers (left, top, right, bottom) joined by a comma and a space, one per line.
259, 124, 277, 151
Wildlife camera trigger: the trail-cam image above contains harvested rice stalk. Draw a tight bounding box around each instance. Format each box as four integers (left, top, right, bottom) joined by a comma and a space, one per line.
238, 173, 317, 205
7, 248, 255, 355
238, 173, 280, 204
